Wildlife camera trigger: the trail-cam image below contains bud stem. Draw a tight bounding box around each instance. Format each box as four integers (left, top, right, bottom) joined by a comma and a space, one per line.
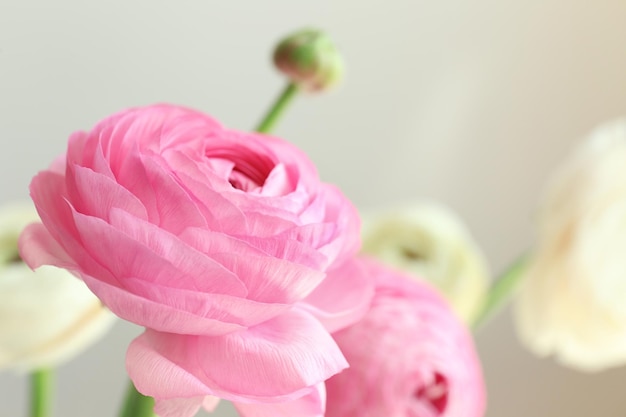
255, 82, 299, 134
118, 380, 155, 417
472, 255, 528, 330
30, 368, 54, 417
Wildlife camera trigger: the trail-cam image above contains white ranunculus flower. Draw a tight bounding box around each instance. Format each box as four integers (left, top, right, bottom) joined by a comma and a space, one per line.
514, 119, 626, 371
0, 202, 116, 371
360, 201, 490, 322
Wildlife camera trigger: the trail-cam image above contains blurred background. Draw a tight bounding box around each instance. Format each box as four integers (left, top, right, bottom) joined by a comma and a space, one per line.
2, 0, 626, 415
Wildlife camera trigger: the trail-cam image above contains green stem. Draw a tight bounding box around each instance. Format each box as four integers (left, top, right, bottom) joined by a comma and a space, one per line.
255, 82, 299, 133
30, 368, 54, 417
119, 380, 155, 417
472, 255, 528, 330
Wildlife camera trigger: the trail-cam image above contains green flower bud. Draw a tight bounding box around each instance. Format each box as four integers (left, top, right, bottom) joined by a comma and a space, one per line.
273, 29, 344, 92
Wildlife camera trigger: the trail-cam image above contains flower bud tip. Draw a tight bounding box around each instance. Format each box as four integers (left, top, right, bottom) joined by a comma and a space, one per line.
273, 28, 344, 92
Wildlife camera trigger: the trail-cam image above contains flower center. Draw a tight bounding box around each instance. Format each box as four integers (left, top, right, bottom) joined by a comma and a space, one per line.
401, 246, 426, 261
413, 372, 449, 414
205, 145, 275, 192
0, 235, 23, 264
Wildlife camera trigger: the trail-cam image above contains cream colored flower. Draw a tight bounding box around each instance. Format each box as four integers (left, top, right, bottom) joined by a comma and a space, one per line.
360, 202, 489, 322
514, 119, 626, 371
0, 202, 115, 371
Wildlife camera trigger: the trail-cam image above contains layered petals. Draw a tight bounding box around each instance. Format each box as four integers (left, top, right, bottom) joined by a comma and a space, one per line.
325, 259, 486, 417
300, 258, 375, 333
126, 309, 346, 406
19, 104, 362, 414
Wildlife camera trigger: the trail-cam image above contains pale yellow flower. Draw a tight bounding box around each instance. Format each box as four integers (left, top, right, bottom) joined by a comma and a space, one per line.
514, 119, 626, 371
0, 202, 115, 371
360, 202, 489, 322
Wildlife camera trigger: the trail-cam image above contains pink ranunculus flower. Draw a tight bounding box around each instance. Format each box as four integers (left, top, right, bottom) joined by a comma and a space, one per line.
18, 104, 365, 417
325, 259, 486, 417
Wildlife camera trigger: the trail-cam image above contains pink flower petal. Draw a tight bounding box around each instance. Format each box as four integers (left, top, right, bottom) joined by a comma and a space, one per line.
137, 155, 208, 234
126, 309, 347, 403
234, 383, 326, 417
66, 131, 92, 168
112, 151, 161, 224
279, 222, 338, 251
180, 228, 326, 304
163, 149, 235, 193
19, 223, 76, 271
165, 165, 249, 231
72, 208, 246, 296
70, 210, 290, 331
259, 163, 294, 197
231, 235, 328, 270
249, 133, 320, 189
240, 211, 299, 237
29, 171, 78, 248
210, 252, 325, 303
81, 274, 245, 335
90, 140, 116, 179
153, 398, 202, 417
123, 278, 290, 329
66, 163, 148, 221
152, 396, 220, 417
313, 185, 361, 265
300, 258, 375, 333
29, 171, 119, 284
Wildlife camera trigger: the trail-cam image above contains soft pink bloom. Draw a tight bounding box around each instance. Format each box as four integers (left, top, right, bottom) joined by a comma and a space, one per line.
18, 104, 366, 417
325, 259, 486, 417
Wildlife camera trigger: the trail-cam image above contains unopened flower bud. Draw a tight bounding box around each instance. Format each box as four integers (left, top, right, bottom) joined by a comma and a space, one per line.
273, 29, 344, 92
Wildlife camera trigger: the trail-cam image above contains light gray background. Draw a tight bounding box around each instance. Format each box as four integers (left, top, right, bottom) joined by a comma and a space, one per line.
2, 1, 626, 416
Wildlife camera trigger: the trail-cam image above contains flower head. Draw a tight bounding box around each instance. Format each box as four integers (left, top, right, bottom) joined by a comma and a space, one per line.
514, 119, 626, 371
325, 258, 486, 417
0, 202, 115, 371
18, 104, 365, 416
